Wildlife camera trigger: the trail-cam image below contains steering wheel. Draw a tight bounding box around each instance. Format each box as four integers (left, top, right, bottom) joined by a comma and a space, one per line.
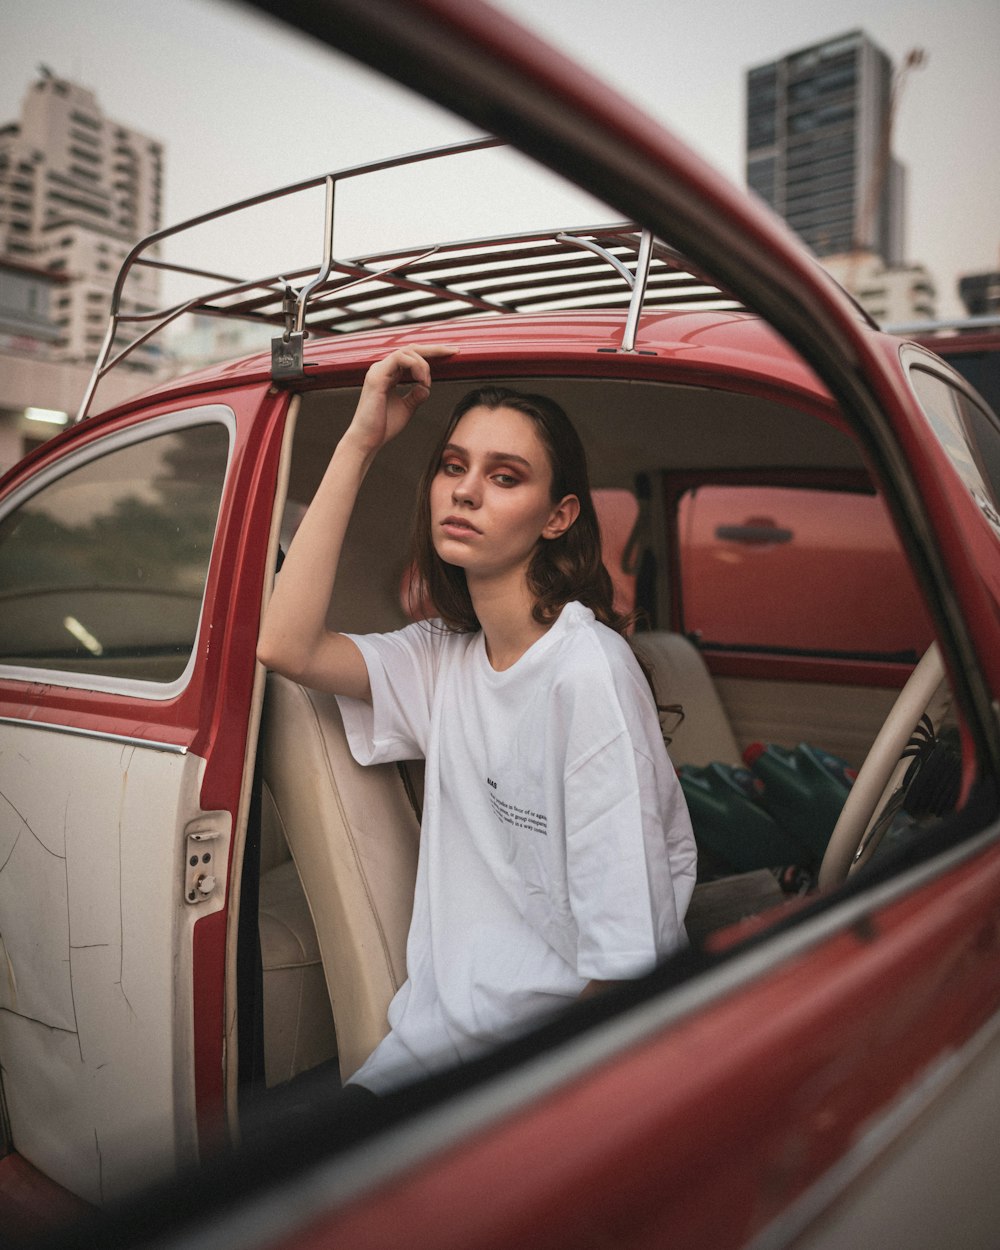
818, 642, 952, 888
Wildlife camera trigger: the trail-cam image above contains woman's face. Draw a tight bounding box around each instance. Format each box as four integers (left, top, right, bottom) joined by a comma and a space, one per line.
428, 405, 578, 586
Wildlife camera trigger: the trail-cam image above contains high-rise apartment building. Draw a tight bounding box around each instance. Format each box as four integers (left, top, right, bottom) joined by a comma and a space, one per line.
746, 30, 904, 265
0, 69, 163, 372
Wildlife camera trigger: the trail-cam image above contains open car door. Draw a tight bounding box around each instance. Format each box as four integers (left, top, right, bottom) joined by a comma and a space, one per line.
0, 383, 286, 1208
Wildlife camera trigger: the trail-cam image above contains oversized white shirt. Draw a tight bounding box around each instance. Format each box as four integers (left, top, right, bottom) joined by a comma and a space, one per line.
336, 601, 696, 1093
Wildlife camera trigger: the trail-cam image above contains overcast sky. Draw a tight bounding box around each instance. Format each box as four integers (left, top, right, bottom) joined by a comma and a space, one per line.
2, 0, 997, 320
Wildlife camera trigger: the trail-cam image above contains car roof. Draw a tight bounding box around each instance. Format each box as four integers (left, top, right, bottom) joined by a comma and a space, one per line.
91, 306, 839, 424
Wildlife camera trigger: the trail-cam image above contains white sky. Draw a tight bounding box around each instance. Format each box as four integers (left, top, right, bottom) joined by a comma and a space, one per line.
2, 0, 998, 320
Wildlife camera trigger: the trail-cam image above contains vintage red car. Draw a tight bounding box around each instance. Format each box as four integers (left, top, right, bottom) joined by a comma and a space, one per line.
2, 2, 1000, 1247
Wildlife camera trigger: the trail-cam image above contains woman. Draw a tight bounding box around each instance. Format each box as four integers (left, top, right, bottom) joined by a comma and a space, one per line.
257, 346, 696, 1094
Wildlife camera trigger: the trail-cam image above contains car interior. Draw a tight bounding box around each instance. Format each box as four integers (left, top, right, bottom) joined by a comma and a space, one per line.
251, 372, 960, 1093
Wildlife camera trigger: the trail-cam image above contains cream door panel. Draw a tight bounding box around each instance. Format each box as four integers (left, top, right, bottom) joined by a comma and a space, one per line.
714, 677, 899, 770
0, 721, 227, 1206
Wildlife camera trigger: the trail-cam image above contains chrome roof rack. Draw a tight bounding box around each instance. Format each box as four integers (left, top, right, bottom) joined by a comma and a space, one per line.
76, 137, 742, 421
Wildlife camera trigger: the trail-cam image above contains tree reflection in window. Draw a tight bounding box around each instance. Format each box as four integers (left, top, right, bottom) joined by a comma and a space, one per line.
0, 421, 230, 682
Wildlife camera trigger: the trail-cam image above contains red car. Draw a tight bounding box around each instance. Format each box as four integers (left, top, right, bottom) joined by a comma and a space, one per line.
3, 3, 1000, 1247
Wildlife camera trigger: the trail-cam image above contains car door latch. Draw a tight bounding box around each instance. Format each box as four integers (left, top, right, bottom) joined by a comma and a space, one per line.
183, 813, 229, 905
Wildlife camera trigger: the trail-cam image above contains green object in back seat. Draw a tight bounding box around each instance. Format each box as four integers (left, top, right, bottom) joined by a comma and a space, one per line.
679, 762, 806, 876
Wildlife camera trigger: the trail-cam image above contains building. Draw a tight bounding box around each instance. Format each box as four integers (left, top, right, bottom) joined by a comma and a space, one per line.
0, 253, 156, 473
0, 69, 165, 468
746, 31, 905, 265
821, 251, 935, 326
959, 271, 1000, 318
0, 255, 65, 357
0, 68, 164, 370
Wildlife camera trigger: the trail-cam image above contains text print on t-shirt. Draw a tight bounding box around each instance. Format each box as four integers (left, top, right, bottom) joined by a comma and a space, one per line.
486, 777, 548, 836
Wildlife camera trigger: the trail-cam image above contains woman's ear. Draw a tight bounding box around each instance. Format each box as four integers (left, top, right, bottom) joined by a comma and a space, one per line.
542, 494, 580, 540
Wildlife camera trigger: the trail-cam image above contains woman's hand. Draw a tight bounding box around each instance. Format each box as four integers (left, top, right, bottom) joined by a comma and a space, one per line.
344, 345, 457, 458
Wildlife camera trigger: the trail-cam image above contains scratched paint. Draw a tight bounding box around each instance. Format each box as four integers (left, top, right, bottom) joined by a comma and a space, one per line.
0, 722, 218, 1206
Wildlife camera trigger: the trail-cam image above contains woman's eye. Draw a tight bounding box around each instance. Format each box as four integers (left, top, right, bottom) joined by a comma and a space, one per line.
441, 461, 463, 476
492, 473, 518, 487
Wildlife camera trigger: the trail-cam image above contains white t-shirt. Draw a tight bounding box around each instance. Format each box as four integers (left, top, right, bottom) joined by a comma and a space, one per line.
336, 600, 696, 1093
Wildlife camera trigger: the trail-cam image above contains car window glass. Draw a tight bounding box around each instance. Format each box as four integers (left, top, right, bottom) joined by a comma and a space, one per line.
909, 366, 1000, 538
932, 344, 1000, 418
677, 483, 934, 661
0, 421, 230, 684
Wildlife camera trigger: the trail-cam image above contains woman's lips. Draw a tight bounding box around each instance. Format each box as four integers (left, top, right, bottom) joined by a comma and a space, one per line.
440, 515, 482, 537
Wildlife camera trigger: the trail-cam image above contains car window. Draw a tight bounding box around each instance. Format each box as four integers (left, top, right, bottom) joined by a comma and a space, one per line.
677, 483, 935, 661
0, 417, 231, 686
909, 366, 1000, 538
920, 337, 1000, 417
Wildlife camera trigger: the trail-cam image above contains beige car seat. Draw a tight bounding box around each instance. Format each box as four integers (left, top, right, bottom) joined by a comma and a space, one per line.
632, 632, 743, 767
259, 672, 420, 1082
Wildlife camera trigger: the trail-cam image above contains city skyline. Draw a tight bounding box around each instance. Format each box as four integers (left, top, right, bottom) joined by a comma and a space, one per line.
1, 0, 998, 320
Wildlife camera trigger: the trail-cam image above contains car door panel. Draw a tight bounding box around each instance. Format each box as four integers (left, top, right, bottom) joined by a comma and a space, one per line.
0, 728, 217, 1203
712, 674, 899, 769
0, 386, 285, 1208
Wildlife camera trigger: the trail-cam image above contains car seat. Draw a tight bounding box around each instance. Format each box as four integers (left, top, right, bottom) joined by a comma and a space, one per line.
259, 672, 420, 1082
632, 632, 742, 767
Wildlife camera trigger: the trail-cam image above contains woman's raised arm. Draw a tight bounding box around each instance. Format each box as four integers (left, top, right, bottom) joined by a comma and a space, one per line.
256, 345, 455, 699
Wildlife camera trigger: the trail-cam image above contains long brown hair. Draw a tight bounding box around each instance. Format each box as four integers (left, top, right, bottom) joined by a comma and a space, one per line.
409, 386, 631, 637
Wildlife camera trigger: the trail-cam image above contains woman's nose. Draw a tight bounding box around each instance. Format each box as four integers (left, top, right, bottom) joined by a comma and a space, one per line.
452, 473, 481, 506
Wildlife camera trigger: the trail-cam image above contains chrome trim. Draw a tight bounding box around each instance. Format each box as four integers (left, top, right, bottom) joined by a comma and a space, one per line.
554, 231, 635, 286
622, 227, 654, 352
0, 715, 188, 755
292, 175, 336, 335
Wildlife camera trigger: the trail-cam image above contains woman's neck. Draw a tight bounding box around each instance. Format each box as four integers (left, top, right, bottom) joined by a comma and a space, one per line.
469, 570, 549, 672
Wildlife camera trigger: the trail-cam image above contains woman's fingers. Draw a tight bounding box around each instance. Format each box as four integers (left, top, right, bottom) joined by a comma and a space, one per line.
374, 343, 457, 391
349, 345, 459, 453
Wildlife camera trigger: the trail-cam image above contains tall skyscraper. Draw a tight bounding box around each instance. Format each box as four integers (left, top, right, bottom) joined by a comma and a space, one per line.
0, 69, 163, 371
746, 30, 905, 266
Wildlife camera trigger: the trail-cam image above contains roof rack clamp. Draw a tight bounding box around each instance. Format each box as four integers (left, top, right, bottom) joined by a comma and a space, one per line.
271, 330, 306, 379
271, 282, 306, 379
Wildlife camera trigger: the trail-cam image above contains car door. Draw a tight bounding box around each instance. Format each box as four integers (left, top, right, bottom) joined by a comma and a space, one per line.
0, 381, 285, 1208
669, 475, 937, 768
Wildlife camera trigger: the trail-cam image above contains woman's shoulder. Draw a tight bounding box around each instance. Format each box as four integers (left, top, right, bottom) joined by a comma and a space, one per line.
550, 606, 660, 751
554, 602, 645, 683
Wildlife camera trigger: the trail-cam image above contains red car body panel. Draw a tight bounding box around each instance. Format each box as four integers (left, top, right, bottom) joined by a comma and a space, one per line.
281, 839, 1000, 1250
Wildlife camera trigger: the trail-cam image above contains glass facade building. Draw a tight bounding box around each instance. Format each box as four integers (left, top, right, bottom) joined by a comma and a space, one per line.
746, 31, 904, 265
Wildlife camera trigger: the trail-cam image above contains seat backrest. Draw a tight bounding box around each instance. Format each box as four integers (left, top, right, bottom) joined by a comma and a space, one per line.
632, 632, 742, 767
260, 672, 420, 1081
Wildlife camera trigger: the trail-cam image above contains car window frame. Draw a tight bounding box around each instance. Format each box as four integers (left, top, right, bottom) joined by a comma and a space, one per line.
0, 404, 236, 701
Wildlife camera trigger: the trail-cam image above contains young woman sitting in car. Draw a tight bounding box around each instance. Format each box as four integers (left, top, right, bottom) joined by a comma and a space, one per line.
257, 345, 696, 1095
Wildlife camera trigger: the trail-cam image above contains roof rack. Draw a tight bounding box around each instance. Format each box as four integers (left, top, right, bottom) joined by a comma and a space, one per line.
77, 137, 742, 421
